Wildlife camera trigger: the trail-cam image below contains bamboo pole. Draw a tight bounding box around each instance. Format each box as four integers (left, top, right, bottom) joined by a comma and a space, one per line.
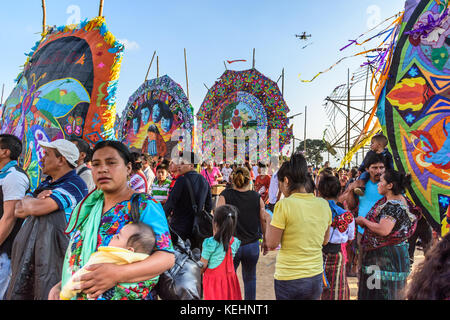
252, 48, 255, 69
223, 61, 227, 70
145, 51, 156, 81
157, 56, 159, 78
282, 68, 285, 97
1, 84, 4, 105
99, 0, 105, 17
304, 106, 307, 152
184, 48, 190, 100
42, 0, 47, 35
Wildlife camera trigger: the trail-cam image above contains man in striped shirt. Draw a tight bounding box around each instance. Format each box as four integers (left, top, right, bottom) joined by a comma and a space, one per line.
150, 162, 171, 205
14, 139, 88, 223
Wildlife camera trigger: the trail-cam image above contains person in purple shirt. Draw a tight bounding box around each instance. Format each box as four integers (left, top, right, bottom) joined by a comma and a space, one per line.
201, 159, 223, 187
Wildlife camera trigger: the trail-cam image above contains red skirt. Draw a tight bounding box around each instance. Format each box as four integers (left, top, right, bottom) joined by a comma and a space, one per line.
203, 239, 242, 300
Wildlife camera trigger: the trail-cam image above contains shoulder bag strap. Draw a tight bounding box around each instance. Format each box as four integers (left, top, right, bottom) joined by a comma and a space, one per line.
77, 166, 90, 177
130, 192, 146, 222
184, 176, 199, 215
203, 169, 211, 185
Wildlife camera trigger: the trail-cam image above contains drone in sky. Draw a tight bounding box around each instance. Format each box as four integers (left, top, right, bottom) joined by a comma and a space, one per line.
295, 32, 313, 49
295, 32, 312, 40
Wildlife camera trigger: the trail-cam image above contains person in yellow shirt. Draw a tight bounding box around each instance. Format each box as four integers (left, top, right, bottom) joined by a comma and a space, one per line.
60, 222, 157, 300
264, 153, 332, 300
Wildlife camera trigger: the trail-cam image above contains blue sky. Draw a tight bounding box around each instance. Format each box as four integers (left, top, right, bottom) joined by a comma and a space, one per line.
0, 0, 406, 163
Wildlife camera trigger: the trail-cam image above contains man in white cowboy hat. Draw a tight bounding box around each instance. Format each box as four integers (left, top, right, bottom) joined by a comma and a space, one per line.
5, 139, 88, 300
14, 139, 88, 223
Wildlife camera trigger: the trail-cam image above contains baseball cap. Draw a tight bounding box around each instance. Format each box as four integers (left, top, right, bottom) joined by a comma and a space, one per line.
39, 139, 80, 167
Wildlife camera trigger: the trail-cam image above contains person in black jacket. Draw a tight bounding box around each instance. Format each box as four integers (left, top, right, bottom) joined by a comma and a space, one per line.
163, 152, 212, 248
5, 139, 88, 300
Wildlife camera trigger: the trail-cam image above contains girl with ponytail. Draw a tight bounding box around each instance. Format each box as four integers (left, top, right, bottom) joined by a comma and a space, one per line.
265, 153, 332, 300
200, 205, 242, 300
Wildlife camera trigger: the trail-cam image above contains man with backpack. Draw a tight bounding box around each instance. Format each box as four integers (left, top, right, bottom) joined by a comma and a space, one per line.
163, 152, 212, 248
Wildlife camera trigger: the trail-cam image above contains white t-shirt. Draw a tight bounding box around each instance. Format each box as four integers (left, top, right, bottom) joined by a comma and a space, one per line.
0, 164, 29, 201
143, 167, 155, 188
221, 167, 233, 183
76, 164, 96, 193
268, 170, 279, 205
252, 166, 259, 180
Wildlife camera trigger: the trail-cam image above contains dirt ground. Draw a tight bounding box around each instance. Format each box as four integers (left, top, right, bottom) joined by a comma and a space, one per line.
235, 247, 425, 300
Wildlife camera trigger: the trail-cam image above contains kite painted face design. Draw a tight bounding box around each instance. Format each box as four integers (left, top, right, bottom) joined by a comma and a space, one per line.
141, 107, 150, 125
152, 104, 161, 123
119, 75, 194, 159
160, 115, 173, 133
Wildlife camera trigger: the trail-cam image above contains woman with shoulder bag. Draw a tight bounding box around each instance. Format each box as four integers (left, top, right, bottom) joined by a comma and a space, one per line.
216, 166, 268, 300
48, 141, 175, 300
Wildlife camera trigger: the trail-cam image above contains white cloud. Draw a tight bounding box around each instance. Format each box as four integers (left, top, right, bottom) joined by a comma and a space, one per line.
118, 39, 140, 51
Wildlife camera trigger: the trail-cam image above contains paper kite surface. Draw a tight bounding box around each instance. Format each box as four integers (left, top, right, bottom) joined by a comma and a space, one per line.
379, 0, 450, 235
0, 17, 124, 190
118, 75, 194, 159
197, 69, 292, 161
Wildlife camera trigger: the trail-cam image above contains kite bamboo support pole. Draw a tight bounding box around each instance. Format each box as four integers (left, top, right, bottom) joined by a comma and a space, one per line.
184, 48, 190, 100
1, 84, 4, 105
304, 106, 307, 152
145, 51, 156, 81
99, 0, 104, 17
157, 56, 159, 78
42, 0, 47, 35
252, 48, 255, 69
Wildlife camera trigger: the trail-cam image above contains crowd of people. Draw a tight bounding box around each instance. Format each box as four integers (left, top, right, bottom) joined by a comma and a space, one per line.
0, 132, 448, 301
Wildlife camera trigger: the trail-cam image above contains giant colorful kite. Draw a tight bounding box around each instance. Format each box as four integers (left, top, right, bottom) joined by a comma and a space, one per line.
197, 69, 292, 162
377, 0, 450, 236
118, 75, 194, 159
0, 17, 124, 190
